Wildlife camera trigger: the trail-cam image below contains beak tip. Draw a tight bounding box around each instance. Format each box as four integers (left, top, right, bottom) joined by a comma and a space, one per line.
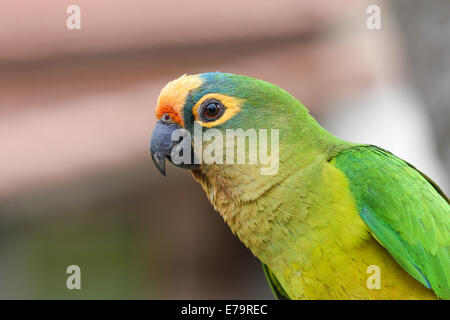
151, 151, 167, 176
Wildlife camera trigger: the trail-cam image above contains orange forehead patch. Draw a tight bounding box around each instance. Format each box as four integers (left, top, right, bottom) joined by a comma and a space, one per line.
156, 74, 203, 127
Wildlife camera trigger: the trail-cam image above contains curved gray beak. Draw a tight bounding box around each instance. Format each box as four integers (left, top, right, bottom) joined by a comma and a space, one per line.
150, 119, 199, 176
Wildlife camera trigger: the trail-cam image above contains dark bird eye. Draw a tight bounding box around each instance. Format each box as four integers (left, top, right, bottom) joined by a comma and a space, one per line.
200, 99, 225, 122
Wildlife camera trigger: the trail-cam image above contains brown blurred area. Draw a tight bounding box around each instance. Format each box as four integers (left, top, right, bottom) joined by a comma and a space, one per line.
0, 1, 448, 299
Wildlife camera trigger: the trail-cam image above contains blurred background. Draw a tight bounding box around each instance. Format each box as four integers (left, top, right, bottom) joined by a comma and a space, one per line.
0, 0, 448, 299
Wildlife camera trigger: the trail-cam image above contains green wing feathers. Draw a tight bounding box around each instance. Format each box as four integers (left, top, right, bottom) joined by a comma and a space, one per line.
262, 263, 291, 300
334, 145, 450, 299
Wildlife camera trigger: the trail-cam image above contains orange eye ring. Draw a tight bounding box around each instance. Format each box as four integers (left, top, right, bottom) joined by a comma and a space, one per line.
192, 93, 243, 128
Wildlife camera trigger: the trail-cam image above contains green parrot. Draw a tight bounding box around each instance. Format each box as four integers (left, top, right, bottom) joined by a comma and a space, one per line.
150, 72, 449, 299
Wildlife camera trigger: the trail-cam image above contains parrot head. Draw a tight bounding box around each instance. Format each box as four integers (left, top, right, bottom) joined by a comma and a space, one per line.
150, 72, 331, 177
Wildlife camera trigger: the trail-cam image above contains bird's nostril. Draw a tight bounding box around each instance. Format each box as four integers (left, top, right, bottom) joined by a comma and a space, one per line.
162, 113, 171, 123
